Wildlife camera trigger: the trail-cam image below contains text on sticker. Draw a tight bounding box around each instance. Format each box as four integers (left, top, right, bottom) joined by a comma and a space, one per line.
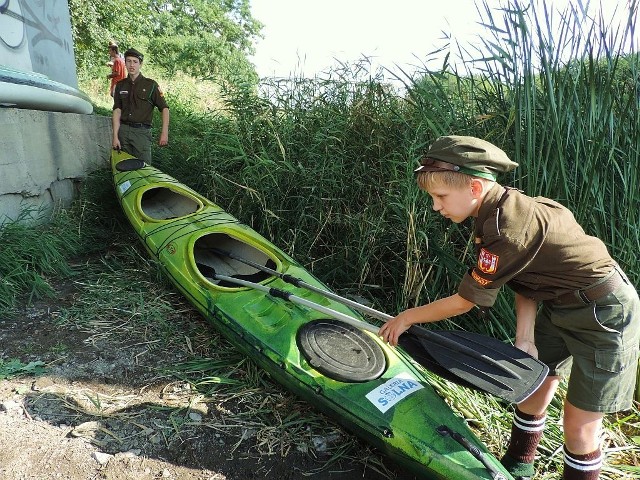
365, 373, 424, 413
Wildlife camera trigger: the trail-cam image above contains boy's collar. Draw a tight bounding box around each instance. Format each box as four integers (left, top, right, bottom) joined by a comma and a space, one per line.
475, 183, 504, 221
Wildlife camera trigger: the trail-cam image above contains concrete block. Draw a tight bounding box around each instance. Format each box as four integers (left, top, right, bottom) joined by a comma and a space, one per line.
0, 108, 111, 225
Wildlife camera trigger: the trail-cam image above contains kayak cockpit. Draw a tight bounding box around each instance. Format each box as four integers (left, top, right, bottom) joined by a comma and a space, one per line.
193, 233, 275, 287
141, 187, 201, 220
193, 234, 388, 383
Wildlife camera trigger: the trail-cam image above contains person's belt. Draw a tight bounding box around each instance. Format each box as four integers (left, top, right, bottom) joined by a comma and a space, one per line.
552, 265, 628, 305
122, 122, 151, 129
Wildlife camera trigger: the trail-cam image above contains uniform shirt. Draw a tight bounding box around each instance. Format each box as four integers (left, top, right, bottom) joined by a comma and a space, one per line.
458, 183, 614, 307
113, 74, 169, 125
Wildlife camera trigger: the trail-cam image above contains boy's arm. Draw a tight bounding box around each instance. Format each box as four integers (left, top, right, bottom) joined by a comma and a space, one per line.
514, 293, 539, 357
112, 108, 122, 150
379, 294, 475, 346
158, 108, 169, 146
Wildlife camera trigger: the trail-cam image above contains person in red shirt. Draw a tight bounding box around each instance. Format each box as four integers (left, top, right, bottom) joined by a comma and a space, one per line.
106, 42, 126, 97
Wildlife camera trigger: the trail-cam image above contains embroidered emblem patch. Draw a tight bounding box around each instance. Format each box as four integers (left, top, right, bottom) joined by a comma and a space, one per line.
478, 248, 499, 274
472, 270, 492, 286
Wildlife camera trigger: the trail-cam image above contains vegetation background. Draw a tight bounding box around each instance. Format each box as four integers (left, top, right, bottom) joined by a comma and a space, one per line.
2, 0, 639, 478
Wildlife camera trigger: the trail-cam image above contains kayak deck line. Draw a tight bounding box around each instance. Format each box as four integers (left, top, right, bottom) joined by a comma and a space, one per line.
111, 150, 515, 480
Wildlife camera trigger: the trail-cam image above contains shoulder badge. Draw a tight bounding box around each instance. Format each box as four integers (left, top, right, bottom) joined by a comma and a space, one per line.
478, 248, 499, 274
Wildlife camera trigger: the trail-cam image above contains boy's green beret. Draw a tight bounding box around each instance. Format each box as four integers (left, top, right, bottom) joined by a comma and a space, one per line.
415, 135, 518, 181
124, 48, 144, 62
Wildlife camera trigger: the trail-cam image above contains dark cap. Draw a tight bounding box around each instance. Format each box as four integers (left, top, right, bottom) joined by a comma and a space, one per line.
124, 48, 144, 62
414, 135, 518, 181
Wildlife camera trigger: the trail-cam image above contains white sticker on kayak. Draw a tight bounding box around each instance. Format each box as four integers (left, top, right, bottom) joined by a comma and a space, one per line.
366, 373, 424, 413
119, 180, 132, 194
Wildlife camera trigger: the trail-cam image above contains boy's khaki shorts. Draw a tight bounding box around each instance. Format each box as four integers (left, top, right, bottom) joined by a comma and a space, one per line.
537, 281, 640, 413
118, 124, 153, 164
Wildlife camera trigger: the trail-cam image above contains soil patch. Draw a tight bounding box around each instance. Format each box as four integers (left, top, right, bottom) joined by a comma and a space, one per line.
0, 278, 415, 480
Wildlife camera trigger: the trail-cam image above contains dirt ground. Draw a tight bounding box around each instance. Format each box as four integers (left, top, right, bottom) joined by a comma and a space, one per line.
0, 281, 416, 480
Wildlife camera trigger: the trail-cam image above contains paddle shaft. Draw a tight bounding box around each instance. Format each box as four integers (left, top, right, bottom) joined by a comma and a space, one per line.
210, 249, 513, 375
210, 248, 392, 321
212, 273, 379, 333
211, 272, 514, 377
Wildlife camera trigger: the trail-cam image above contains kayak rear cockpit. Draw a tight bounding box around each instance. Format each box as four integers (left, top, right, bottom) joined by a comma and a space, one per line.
141, 186, 202, 220
193, 233, 275, 287
192, 232, 388, 383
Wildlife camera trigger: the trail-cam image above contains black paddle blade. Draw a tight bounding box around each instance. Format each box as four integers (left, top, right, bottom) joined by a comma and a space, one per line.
401, 328, 548, 403
397, 335, 481, 391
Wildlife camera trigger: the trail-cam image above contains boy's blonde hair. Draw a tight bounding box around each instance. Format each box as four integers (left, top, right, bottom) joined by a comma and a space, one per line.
416, 171, 497, 194
416, 170, 475, 191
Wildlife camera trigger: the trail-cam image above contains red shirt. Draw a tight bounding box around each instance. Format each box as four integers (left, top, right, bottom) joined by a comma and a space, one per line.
110, 56, 126, 95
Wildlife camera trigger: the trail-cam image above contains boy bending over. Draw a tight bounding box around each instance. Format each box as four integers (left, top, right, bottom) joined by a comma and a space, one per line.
379, 136, 639, 480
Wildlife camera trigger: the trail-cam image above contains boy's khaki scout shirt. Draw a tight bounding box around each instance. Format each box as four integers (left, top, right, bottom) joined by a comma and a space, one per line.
113, 74, 169, 125
458, 183, 614, 307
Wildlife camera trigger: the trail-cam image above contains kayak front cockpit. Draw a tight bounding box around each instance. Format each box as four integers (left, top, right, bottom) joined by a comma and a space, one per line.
141, 186, 201, 220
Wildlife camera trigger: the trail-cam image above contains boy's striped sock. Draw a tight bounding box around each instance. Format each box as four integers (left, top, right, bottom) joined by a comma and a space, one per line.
563, 446, 602, 480
505, 407, 546, 462
500, 407, 546, 478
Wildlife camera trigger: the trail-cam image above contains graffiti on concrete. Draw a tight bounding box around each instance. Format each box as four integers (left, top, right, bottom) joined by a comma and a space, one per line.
1, 0, 69, 50
0, 0, 79, 87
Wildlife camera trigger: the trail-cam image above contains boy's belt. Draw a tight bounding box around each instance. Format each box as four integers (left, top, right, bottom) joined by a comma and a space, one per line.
122, 122, 151, 129
552, 265, 627, 305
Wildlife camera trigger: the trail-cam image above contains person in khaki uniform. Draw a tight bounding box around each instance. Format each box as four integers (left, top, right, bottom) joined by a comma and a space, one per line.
379, 136, 639, 480
112, 48, 169, 164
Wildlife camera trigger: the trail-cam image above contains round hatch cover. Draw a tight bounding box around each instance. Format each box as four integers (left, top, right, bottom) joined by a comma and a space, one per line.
116, 158, 146, 171
297, 319, 386, 382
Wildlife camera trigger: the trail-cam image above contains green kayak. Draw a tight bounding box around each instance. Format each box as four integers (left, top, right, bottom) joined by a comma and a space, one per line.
111, 150, 513, 480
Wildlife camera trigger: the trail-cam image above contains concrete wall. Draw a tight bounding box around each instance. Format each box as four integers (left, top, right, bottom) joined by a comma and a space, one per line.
0, 108, 111, 224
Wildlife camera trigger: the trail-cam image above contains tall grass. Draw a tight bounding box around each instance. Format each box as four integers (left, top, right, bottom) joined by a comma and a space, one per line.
466, 0, 640, 279
153, 1, 640, 337
156, 63, 438, 315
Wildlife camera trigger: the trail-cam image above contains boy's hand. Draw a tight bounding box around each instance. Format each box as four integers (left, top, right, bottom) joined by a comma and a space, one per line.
515, 339, 538, 358
378, 311, 415, 346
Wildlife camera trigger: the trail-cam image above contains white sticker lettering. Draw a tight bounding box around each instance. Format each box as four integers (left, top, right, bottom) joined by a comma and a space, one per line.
365, 373, 424, 413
